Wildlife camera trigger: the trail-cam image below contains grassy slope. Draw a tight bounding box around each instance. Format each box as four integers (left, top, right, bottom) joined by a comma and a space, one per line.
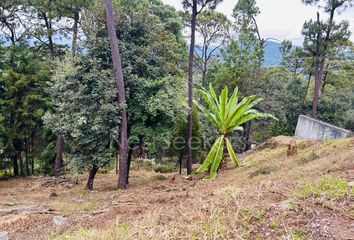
54, 136, 353, 240
1, 137, 353, 239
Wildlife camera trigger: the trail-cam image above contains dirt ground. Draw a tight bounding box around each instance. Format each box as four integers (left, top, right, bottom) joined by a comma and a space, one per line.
0, 136, 353, 240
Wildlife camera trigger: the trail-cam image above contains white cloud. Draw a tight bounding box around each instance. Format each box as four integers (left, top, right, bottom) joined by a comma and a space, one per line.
161, 0, 354, 44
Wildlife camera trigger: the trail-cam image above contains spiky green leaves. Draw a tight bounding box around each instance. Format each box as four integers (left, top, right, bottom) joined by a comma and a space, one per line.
196, 135, 224, 179
195, 84, 277, 179
195, 135, 240, 179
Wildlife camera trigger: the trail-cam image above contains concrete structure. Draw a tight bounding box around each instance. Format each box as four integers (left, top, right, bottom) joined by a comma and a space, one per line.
295, 115, 352, 140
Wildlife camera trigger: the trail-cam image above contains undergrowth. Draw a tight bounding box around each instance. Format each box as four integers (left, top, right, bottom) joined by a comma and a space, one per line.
295, 176, 352, 200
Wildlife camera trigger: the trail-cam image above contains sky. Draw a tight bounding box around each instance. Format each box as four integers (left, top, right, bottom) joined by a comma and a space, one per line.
161, 0, 354, 45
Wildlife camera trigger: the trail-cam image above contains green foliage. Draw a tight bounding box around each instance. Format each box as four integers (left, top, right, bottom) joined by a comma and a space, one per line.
195, 84, 276, 179
233, 0, 259, 33
44, 56, 119, 172
287, 229, 307, 240
253, 67, 307, 140
317, 88, 354, 131
297, 151, 320, 165
280, 40, 305, 76
82, 0, 187, 159
170, 107, 202, 164
296, 176, 352, 200
207, 38, 263, 94
0, 45, 50, 175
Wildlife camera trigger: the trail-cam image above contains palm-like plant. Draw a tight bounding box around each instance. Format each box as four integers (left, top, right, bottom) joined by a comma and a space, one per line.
194, 84, 277, 179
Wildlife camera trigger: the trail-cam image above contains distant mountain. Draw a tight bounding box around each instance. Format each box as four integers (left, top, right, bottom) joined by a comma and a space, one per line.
195, 40, 283, 67
263, 41, 282, 67
2, 34, 283, 67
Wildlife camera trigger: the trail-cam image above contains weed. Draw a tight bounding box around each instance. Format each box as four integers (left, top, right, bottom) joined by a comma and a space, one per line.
297, 141, 308, 150
288, 200, 299, 212
296, 176, 351, 200
323, 138, 349, 147
255, 210, 265, 223
250, 165, 275, 178
297, 151, 320, 165
270, 220, 278, 229
287, 229, 306, 240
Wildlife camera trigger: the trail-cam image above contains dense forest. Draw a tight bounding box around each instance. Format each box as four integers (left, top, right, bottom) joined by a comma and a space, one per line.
0, 0, 353, 189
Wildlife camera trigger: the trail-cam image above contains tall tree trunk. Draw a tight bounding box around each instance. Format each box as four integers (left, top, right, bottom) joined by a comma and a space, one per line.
104, 0, 128, 189
12, 155, 19, 176
54, 134, 64, 178
321, 67, 329, 94
298, 72, 312, 120
25, 141, 29, 176
31, 132, 34, 175
126, 148, 133, 184
311, 9, 334, 119
311, 60, 324, 119
19, 152, 24, 176
115, 148, 118, 175
86, 165, 99, 190
42, 13, 55, 57
187, 0, 197, 175
71, 9, 79, 56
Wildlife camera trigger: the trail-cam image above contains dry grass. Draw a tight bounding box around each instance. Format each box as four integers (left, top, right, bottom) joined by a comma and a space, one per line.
1, 136, 354, 240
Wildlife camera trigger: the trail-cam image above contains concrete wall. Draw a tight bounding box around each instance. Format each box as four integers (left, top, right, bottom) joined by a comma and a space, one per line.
295, 115, 352, 140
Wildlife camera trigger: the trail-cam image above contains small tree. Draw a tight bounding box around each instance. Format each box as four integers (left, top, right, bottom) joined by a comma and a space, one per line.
194, 84, 276, 179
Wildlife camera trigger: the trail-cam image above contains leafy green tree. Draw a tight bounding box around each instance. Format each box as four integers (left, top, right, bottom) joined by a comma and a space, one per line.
207, 38, 262, 93
194, 84, 276, 179
81, 0, 187, 177
149, 0, 185, 43
253, 67, 307, 140
301, 0, 352, 118
44, 56, 119, 190
233, 0, 269, 52
280, 40, 306, 76
0, 46, 50, 176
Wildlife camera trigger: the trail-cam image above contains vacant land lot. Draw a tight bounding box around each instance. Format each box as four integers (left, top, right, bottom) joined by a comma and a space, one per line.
1, 136, 353, 239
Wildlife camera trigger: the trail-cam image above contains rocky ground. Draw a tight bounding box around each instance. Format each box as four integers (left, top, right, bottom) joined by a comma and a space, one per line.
0, 136, 353, 240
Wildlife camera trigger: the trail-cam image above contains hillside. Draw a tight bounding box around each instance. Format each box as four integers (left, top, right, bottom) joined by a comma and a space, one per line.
263, 41, 282, 67
0, 136, 353, 239
195, 41, 283, 67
